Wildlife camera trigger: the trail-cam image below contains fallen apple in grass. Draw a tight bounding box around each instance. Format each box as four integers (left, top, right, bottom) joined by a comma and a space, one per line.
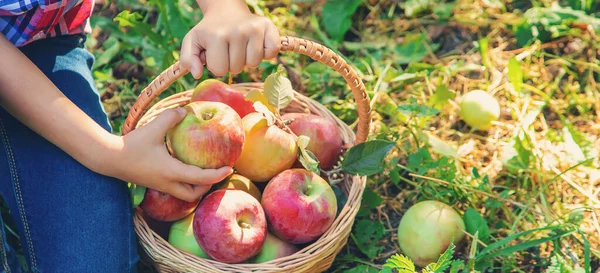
217, 174, 262, 201
140, 189, 199, 222
166, 101, 245, 169
193, 189, 267, 263
396, 200, 465, 267
168, 213, 209, 259
190, 79, 255, 118
459, 90, 500, 131
282, 113, 343, 170
234, 113, 298, 182
251, 233, 298, 263
261, 169, 337, 244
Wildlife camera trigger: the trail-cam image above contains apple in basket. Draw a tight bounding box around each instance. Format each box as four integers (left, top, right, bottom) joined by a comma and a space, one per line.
190, 79, 255, 118
193, 189, 267, 263
251, 233, 298, 263
216, 174, 262, 201
282, 113, 343, 170
141, 101, 245, 222
261, 169, 337, 244
168, 213, 210, 259
234, 112, 298, 182
166, 101, 245, 169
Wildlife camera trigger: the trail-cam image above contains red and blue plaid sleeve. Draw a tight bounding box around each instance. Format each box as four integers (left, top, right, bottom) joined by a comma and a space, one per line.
0, 0, 93, 47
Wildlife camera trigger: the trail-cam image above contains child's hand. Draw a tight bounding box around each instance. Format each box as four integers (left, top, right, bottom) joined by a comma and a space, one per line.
108, 108, 233, 202
180, 0, 280, 78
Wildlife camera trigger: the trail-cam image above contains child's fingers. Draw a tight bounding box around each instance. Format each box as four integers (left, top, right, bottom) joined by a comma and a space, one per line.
169, 182, 207, 202
264, 23, 280, 60
228, 34, 247, 74
139, 108, 186, 142
246, 28, 265, 67
169, 162, 233, 186
205, 37, 229, 77
180, 34, 205, 79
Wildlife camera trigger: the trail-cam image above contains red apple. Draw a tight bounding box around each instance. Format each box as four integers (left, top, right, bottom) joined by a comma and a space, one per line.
166, 101, 245, 169
235, 113, 298, 182
140, 189, 199, 222
261, 169, 337, 244
282, 113, 343, 169
251, 233, 298, 263
193, 189, 267, 263
217, 174, 262, 201
168, 214, 210, 259
190, 79, 255, 118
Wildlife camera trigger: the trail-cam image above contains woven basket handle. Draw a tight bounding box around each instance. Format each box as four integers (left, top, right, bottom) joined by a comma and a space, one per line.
122, 36, 371, 143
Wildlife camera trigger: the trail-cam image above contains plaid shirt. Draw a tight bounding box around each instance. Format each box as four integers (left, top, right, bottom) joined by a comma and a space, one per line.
0, 0, 94, 47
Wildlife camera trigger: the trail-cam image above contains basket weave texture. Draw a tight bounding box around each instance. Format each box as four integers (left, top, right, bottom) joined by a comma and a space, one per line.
122, 36, 371, 273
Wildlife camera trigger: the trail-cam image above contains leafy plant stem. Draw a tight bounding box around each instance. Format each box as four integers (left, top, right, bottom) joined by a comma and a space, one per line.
408, 173, 532, 211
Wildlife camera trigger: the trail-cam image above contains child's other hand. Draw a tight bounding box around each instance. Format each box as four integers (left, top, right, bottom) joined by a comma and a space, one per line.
109, 108, 233, 202
180, 1, 280, 78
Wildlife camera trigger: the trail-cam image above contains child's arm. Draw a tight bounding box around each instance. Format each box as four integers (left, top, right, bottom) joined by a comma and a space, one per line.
180, 0, 280, 78
0, 34, 232, 201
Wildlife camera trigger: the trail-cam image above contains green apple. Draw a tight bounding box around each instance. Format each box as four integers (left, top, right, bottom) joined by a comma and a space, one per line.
397, 200, 465, 267
251, 233, 298, 263
168, 213, 209, 259
459, 90, 500, 130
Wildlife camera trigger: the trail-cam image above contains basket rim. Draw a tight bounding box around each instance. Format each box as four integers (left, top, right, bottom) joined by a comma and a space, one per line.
121, 36, 372, 145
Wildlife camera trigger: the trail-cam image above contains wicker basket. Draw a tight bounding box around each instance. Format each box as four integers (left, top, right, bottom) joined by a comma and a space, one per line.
121, 36, 371, 273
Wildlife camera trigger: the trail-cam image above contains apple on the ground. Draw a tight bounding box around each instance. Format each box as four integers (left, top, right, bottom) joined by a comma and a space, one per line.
261, 169, 337, 244
193, 189, 267, 263
459, 90, 500, 131
396, 200, 465, 267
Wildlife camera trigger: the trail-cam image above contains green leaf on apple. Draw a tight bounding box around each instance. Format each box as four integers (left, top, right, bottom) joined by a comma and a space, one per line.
342, 140, 395, 176
245, 89, 277, 114
297, 135, 320, 173
252, 101, 276, 126
263, 68, 295, 112
128, 183, 146, 208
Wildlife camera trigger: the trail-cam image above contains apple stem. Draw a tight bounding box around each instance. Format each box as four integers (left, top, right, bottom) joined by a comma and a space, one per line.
202, 112, 214, 120
304, 184, 312, 196
239, 222, 251, 229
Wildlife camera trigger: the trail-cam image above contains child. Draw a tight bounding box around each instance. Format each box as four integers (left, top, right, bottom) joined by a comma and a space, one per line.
0, 0, 279, 272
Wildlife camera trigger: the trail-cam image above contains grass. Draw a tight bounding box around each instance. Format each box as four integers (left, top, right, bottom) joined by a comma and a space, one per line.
9, 0, 598, 272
